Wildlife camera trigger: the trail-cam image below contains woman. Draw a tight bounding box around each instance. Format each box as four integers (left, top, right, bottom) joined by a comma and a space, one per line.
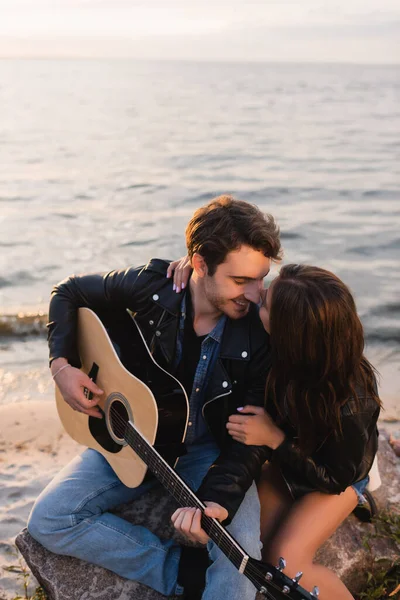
169, 260, 381, 600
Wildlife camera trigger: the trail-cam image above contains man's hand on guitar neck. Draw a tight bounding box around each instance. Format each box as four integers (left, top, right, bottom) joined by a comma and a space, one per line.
51, 358, 104, 419
171, 502, 228, 545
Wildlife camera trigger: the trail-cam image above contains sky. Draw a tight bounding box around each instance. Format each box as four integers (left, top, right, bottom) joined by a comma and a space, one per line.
0, 0, 399, 63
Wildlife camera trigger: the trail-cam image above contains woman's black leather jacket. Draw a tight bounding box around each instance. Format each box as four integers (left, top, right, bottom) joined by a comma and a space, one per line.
270, 394, 380, 500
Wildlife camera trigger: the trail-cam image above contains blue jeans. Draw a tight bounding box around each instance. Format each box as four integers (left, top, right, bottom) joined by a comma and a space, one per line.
352, 476, 369, 504
28, 443, 262, 599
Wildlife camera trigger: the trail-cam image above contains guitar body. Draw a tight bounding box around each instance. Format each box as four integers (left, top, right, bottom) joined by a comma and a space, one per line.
56, 307, 189, 488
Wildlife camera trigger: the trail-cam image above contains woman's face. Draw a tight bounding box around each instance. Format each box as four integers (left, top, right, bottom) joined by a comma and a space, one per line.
259, 278, 275, 334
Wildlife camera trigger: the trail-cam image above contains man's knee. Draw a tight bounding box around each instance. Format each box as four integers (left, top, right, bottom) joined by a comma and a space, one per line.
27, 494, 73, 553
227, 484, 262, 558
28, 498, 53, 546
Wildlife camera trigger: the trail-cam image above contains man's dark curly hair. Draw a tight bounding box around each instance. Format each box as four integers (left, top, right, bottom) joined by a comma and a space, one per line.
186, 195, 282, 275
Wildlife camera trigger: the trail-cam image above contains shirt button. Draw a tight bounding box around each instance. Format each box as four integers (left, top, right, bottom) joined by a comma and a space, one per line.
195, 388, 200, 392
241, 351, 248, 358
149, 320, 154, 326
188, 422, 192, 426
152, 294, 159, 301
202, 355, 207, 360
222, 381, 229, 388
155, 330, 161, 337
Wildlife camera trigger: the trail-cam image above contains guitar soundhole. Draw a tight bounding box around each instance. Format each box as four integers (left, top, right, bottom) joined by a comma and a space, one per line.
109, 400, 129, 441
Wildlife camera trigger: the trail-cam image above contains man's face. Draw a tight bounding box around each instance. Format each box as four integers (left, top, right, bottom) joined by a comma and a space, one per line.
203, 245, 271, 320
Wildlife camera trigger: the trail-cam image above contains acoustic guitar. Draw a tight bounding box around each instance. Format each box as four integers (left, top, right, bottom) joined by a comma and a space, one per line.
56, 307, 319, 600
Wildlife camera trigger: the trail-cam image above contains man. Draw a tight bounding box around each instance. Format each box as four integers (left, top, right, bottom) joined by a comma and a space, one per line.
28, 195, 282, 599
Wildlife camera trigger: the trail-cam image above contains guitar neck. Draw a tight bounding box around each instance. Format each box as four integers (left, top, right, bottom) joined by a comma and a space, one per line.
124, 422, 249, 573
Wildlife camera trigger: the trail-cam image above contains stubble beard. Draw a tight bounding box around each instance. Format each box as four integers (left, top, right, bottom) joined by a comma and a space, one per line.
205, 282, 249, 321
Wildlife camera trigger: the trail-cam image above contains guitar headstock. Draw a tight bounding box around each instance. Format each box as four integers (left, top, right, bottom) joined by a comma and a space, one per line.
246, 556, 319, 599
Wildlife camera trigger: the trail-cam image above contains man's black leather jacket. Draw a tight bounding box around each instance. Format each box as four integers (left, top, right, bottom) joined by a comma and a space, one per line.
48, 258, 272, 522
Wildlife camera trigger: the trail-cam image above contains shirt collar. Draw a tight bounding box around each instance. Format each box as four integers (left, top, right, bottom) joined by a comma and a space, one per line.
180, 294, 226, 345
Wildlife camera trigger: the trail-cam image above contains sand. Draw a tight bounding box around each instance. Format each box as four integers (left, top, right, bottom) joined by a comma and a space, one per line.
0, 400, 82, 599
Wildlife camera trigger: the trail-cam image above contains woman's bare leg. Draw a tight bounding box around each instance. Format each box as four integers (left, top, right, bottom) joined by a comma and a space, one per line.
257, 462, 293, 545
263, 487, 358, 600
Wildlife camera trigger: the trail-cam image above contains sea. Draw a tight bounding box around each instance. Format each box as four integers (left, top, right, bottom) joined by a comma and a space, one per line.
0, 59, 399, 429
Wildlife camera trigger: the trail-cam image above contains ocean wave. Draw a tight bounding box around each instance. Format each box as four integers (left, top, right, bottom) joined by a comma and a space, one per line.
0, 313, 48, 337
119, 238, 159, 247
366, 330, 400, 345
1, 310, 398, 350
280, 232, 304, 240
369, 302, 400, 317
0, 271, 40, 289
350, 239, 400, 256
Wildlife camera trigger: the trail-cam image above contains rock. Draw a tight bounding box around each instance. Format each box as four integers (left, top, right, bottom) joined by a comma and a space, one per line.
389, 434, 400, 457
15, 432, 400, 600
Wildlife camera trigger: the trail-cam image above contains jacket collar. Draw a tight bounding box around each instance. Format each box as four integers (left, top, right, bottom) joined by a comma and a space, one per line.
219, 311, 251, 361
151, 283, 254, 363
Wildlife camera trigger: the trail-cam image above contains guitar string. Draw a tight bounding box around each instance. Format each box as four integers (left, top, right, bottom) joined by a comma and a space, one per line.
107, 410, 305, 599
106, 408, 302, 599
108, 409, 305, 600
108, 409, 305, 599
109, 409, 245, 568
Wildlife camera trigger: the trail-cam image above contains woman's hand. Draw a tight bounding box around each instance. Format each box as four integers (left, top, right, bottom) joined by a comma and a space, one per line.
227, 405, 285, 449
166, 255, 192, 293
171, 502, 228, 544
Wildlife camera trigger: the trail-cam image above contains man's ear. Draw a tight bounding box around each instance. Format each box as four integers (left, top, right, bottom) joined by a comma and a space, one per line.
192, 253, 208, 278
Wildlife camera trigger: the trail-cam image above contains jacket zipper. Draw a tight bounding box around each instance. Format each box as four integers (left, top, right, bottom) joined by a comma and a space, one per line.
202, 389, 232, 419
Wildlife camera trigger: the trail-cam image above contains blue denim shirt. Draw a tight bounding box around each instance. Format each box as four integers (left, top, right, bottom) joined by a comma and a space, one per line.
174, 293, 227, 446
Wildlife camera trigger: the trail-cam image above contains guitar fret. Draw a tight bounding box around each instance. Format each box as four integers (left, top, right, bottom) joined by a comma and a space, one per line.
124, 423, 245, 571
126, 428, 201, 509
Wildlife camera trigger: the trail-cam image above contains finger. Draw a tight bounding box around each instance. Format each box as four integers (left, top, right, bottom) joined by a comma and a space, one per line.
228, 415, 247, 424
172, 508, 194, 536
192, 509, 209, 544
181, 264, 191, 289
174, 270, 182, 293
231, 433, 245, 443
179, 509, 198, 539
204, 506, 226, 521
171, 508, 182, 523
70, 399, 103, 419
171, 507, 191, 524
79, 392, 102, 409
83, 377, 104, 396
227, 428, 246, 442
82, 407, 103, 419
226, 423, 245, 434
237, 405, 263, 415
171, 507, 192, 526
175, 260, 187, 292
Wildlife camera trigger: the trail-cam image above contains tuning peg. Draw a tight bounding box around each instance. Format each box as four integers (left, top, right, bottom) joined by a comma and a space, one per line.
276, 557, 286, 571
282, 585, 290, 594
292, 571, 303, 584
311, 586, 320, 598
265, 572, 273, 581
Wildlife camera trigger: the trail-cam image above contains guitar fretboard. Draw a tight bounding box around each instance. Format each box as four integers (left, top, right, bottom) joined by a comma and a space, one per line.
124, 421, 247, 571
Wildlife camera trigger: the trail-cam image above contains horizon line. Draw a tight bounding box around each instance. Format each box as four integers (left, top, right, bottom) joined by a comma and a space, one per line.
0, 56, 399, 66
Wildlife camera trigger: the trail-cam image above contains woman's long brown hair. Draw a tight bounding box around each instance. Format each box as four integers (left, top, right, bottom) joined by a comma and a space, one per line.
266, 264, 381, 455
